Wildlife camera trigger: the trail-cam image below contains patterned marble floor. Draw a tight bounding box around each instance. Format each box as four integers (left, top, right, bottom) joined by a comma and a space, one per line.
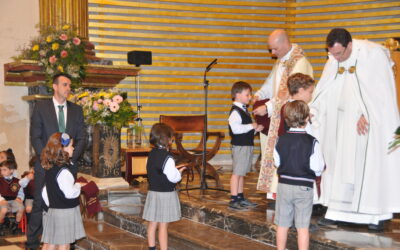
176, 169, 400, 249
1, 168, 399, 249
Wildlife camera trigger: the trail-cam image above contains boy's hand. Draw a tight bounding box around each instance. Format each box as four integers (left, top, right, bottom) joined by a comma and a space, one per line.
15, 198, 22, 203
255, 125, 264, 132
178, 167, 187, 173
252, 122, 258, 129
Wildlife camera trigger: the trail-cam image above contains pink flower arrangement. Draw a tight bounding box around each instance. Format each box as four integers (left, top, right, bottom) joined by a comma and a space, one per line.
49, 55, 57, 64
69, 89, 135, 128
73, 37, 81, 45
92, 102, 99, 111
59, 34, 68, 41
109, 102, 120, 113
103, 99, 111, 107
112, 95, 123, 104
60, 50, 68, 58
16, 25, 87, 90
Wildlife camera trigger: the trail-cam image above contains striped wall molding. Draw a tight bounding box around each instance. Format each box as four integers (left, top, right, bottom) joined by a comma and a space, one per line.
87, 0, 400, 160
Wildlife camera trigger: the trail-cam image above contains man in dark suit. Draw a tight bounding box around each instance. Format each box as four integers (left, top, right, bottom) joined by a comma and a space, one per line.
26, 73, 86, 250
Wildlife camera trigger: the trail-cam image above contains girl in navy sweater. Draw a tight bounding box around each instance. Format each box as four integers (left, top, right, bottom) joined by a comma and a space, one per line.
40, 132, 85, 250
142, 123, 185, 250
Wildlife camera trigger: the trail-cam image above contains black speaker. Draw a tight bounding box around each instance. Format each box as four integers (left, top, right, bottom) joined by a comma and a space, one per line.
127, 51, 152, 66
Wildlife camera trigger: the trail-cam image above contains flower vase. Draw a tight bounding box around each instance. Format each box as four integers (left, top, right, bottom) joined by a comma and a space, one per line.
134, 120, 144, 146
127, 126, 134, 148
91, 124, 121, 178
77, 125, 93, 175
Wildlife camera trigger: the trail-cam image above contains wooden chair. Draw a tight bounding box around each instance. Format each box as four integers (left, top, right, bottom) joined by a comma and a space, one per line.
159, 115, 225, 186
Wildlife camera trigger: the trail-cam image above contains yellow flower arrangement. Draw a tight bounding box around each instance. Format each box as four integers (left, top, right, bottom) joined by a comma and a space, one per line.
51, 43, 59, 50
69, 88, 136, 129
15, 24, 87, 90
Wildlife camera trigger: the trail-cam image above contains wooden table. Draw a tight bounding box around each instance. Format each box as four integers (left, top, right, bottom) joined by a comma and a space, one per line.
123, 146, 151, 183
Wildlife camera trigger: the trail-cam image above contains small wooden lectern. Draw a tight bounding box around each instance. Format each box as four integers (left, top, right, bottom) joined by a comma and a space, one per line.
123, 146, 151, 184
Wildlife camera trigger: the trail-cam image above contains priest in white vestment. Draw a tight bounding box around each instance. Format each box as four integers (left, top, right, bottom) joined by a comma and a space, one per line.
253, 29, 313, 199
311, 28, 400, 230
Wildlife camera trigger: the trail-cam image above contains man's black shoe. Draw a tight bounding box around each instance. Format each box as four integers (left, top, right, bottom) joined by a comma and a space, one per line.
318, 218, 337, 226
368, 220, 384, 231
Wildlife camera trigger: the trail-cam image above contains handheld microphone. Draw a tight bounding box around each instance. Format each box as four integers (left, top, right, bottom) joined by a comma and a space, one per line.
205, 58, 218, 72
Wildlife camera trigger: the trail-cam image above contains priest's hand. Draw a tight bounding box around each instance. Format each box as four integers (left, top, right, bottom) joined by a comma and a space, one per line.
251, 95, 259, 105
357, 115, 369, 135
253, 105, 267, 116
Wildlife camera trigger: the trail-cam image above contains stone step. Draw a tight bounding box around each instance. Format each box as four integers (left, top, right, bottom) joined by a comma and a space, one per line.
76, 220, 149, 250
103, 206, 275, 250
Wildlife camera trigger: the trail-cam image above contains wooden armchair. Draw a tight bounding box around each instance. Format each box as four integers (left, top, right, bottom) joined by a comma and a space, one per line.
159, 115, 225, 186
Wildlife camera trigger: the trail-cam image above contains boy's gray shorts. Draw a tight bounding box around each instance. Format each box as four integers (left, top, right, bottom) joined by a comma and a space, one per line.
274, 183, 313, 229
231, 145, 253, 176
0, 200, 25, 213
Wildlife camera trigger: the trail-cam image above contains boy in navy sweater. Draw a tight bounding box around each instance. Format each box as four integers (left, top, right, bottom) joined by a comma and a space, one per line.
273, 100, 324, 250
228, 81, 263, 211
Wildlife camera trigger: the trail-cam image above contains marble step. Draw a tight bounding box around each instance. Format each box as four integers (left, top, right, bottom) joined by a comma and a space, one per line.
76, 220, 149, 250
103, 206, 275, 250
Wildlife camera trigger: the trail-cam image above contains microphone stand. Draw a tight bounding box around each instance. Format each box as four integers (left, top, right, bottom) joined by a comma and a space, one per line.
183, 59, 228, 194
134, 64, 144, 145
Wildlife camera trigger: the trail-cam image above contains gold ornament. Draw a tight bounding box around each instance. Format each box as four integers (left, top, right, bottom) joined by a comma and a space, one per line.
337, 66, 356, 74
384, 38, 399, 51
338, 67, 345, 74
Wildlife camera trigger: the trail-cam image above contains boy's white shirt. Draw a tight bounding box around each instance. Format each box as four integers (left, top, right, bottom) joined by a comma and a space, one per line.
229, 101, 254, 134
273, 128, 325, 176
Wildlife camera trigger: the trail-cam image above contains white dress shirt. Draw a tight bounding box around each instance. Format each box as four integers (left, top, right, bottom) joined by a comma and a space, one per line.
53, 97, 67, 128
228, 102, 254, 134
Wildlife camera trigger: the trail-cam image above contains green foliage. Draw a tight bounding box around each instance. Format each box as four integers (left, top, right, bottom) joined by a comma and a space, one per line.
14, 24, 87, 90
69, 89, 136, 129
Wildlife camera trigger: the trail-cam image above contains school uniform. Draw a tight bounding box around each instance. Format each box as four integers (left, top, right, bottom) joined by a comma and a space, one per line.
273, 128, 324, 228
20, 177, 35, 209
41, 165, 85, 245
142, 148, 182, 223
228, 102, 255, 176
0, 176, 24, 213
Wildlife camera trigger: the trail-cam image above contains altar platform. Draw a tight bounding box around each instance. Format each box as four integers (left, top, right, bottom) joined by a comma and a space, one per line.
76, 169, 400, 250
